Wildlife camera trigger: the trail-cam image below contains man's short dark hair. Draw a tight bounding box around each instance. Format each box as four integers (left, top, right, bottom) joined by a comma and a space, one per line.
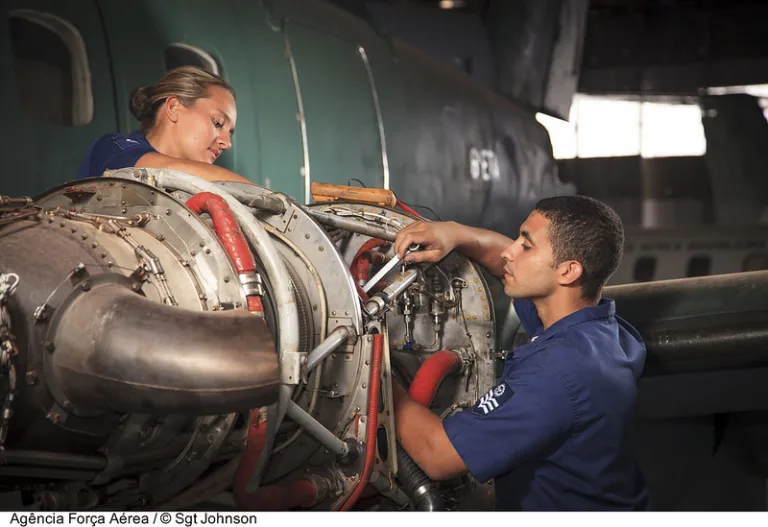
534, 195, 624, 301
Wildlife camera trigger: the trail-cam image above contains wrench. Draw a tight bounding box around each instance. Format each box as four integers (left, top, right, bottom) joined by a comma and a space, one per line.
362, 244, 419, 294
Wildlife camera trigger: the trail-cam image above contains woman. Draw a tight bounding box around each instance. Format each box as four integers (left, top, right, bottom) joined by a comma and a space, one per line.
78, 66, 250, 183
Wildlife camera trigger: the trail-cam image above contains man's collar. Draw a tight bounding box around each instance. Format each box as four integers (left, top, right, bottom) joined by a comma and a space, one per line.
535, 298, 615, 342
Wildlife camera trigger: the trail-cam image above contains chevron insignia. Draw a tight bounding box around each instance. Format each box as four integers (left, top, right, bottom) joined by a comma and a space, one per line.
472, 382, 514, 416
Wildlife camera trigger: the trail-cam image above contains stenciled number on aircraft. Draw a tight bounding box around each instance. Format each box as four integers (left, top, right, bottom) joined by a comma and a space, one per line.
469, 147, 500, 182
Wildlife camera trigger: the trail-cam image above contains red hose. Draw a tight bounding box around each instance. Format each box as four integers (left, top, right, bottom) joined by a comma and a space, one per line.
396, 199, 422, 218
233, 410, 320, 510
350, 239, 389, 302
186, 192, 263, 313
339, 333, 383, 511
408, 350, 462, 407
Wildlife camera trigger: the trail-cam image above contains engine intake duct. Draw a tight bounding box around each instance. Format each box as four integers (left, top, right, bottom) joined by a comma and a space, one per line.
605, 270, 768, 376
49, 281, 279, 415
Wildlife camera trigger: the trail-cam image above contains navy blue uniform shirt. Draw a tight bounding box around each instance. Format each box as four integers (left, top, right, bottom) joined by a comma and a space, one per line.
78, 131, 155, 179
442, 297, 650, 511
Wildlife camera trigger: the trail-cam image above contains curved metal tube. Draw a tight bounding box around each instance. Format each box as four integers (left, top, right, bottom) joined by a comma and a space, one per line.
50, 282, 279, 414
109, 169, 300, 490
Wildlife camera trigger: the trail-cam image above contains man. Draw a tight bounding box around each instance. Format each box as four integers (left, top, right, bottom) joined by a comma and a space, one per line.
391, 195, 650, 511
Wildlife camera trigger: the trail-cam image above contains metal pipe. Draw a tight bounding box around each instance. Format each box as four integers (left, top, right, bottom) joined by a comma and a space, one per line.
286, 400, 349, 457
51, 281, 279, 415
306, 326, 351, 372
635, 309, 768, 376
305, 208, 397, 242
605, 270, 768, 323
218, 186, 287, 216
3, 450, 106, 470
364, 269, 420, 317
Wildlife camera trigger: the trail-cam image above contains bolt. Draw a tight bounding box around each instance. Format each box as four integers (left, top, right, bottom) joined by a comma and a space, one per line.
318, 246, 324, 252
199, 294, 207, 300
26, 371, 38, 385
70, 228, 76, 234
486, 332, 492, 338
91, 242, 98, 248
362, 383, 367, 389
312, 305, 317, 311
132, 283, 142, 292
332, 310, 337, 316
288, 228, 293, 232
59, 222, 65, 228
165, 209, 172, 216
205, 248, 211, 254
157, 234, 165, 241
304, 234, 310, 239
190, 250, 196, 256
345, 311, 349, 316
96, 195, 103, 201
293, 214, 298, 219
100, 253, 107, 259
81, 282, 91, 291
48, 413, 61, 424
121, 200, 126, 205
199, 241, 205, 247
223, 276, 230, 283
365, 360, 369, 366
81, 234, 88, 240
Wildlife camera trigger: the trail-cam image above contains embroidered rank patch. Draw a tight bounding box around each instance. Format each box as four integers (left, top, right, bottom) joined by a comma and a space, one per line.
472, 382, 515, 416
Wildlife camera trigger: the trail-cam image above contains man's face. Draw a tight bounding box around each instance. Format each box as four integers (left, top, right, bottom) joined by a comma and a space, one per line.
499, 211, 558, 299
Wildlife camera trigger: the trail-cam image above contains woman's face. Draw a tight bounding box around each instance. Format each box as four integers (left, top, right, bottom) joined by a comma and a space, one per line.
168, 86, 237, 164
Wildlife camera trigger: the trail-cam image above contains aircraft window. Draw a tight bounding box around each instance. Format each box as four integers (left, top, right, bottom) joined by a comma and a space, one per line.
165, 44, 220, 75
686, 255, 711, 277
633, 257, 656, 282
743, 253, 768, 272
9, 10, 94, 126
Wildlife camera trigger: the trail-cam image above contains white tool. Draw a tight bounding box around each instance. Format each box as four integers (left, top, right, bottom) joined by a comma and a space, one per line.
362, 244, 419, 294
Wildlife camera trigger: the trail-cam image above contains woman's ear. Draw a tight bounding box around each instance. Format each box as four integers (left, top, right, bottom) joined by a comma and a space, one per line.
164, 96, 182, 124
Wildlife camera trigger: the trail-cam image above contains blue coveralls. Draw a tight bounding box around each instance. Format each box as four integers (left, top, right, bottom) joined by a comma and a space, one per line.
442, 298, 650, 510
78, 131, 155, 179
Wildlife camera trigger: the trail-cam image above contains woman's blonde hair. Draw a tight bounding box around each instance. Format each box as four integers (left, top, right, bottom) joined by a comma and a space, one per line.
129, 66, 235, 133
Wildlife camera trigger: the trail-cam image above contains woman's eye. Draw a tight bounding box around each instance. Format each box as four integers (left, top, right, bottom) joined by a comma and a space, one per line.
212, 118, 223, 129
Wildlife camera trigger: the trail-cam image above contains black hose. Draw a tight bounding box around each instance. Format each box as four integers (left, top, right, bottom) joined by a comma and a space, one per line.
396, 445, 445, 511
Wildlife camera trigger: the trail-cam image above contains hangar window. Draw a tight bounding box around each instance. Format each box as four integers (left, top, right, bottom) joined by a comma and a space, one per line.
743, 253, 768, 272
9, 9, 94, 126
165, 44, 220, 75
633, 257, 656, 282
686, 255, 711, 277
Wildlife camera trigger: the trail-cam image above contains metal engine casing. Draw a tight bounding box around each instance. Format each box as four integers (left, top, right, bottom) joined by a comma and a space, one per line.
0, 171, 497, 511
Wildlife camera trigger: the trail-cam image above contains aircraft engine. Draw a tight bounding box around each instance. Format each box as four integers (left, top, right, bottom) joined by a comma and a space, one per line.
0, 169, 496, 511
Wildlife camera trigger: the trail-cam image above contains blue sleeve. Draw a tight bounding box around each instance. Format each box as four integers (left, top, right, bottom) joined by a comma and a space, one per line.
77, 134, 154, 179
512, 298, 542, 337
442, 364, 573, 483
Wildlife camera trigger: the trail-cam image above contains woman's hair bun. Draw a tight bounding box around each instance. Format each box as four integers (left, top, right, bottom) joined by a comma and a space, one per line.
129, 85, 155, 122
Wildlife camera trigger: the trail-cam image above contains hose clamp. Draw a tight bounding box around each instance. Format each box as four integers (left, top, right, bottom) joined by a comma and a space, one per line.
239, 272, 264, 297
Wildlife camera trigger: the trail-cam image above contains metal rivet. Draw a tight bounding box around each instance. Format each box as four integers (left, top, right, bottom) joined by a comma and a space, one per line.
486, 332, 492, 338
26, 371, 38, 385
45, 342, 55, 352
81, 234, 88, 240
304, 234, 310, 239
345, 311, 349, 316
293, 214, 298, 219
165, 209, 172, 216
122, 208, 127, 214
362, 383, 367, 389
121, 200, 126, 205
318, 246, 324, 252
205, 248, 211, 254
199, 241, 205, 247
223, 276, 230, 283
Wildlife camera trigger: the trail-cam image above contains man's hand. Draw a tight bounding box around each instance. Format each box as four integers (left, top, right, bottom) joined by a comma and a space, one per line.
394, 221, 464, 264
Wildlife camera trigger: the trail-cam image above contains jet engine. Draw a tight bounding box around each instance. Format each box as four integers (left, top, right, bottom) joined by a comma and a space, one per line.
0, 169, 497, 511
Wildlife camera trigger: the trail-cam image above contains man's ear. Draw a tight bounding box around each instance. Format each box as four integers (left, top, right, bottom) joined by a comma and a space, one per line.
164, 97, 182, 123
557, 260, 583, 286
